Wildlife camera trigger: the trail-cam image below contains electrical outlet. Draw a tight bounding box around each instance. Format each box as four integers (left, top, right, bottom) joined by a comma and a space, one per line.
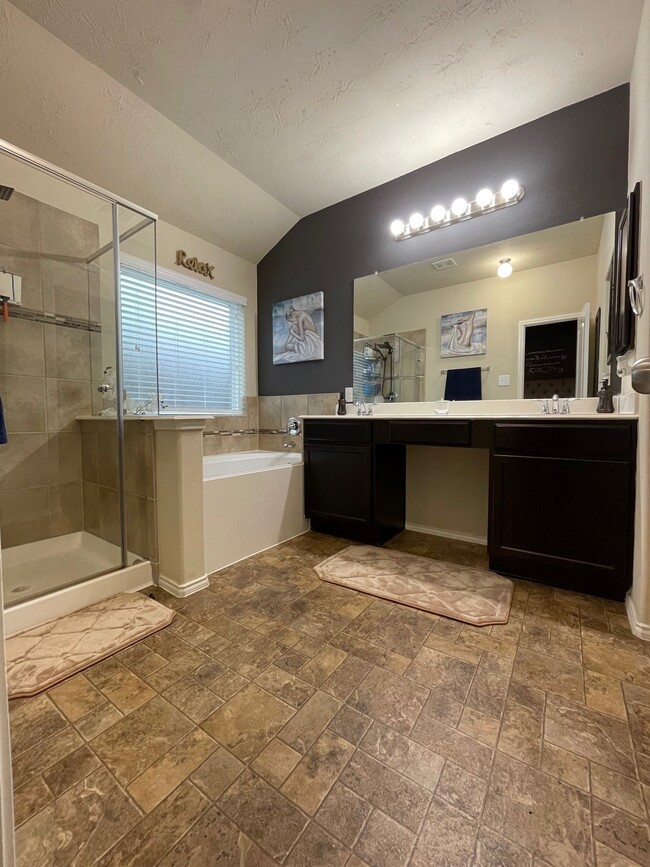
345, 387, 354, 403
498, 374, 511, 386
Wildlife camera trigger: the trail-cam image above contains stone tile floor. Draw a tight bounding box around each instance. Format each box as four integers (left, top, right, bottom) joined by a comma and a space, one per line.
9, 530, 650, 866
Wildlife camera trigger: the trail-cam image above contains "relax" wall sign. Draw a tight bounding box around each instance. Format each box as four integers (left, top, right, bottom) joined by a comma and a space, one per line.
175, 250, 215, 280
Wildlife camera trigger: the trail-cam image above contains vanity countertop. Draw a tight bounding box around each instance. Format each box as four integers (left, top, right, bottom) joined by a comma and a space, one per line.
300, 395, 638, 421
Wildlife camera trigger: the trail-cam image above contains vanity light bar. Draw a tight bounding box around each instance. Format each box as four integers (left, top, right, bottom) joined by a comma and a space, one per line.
390, 179, 525, 241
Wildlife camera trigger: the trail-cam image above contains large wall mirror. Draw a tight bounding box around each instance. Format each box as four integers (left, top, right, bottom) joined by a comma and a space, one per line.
353, 213, 618, 403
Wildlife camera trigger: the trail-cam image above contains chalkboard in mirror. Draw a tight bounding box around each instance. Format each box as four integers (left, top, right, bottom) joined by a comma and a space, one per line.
522, 319, 578, 399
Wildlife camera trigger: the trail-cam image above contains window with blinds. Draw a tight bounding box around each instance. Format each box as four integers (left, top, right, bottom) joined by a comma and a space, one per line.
120, 260, 246, 414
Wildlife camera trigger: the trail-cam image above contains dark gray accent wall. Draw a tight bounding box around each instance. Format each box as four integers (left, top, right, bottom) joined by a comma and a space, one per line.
258, 86, 629, 396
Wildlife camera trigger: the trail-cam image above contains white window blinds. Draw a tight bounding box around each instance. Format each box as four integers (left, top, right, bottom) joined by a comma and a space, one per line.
120, 260, 246, 415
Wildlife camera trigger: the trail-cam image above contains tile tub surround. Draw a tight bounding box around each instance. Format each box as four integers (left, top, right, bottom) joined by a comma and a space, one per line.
0, 192, 100, 549
79, 418, 158, 578
10, 529, 650, 866
202, 396, 259, 456
258, 392, 339, 453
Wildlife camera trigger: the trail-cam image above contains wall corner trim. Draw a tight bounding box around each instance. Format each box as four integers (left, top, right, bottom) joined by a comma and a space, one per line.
625, 590, 650, 641
158, 573, 209, 598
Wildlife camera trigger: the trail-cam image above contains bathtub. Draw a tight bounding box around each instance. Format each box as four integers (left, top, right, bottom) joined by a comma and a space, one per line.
203, 450, 309, 573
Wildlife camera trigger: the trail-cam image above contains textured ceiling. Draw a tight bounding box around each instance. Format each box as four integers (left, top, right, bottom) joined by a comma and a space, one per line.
0, 2, 298, 262
354, 214, 607, 321
10, 0, 643, 220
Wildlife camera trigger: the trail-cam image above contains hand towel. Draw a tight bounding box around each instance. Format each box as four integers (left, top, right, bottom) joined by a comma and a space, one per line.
0, 397, 7, 445
444, 367, 482, 401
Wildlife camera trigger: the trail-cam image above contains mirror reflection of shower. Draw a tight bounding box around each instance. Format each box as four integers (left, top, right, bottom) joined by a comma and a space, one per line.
353, 332, 426, 404
367, 341, 397, 402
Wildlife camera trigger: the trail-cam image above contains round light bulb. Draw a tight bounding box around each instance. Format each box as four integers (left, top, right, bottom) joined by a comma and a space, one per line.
476, 188, 494, 208
430, 204, 447, 223
390, 219, 405, 237
501, 179, 520, 201
451, 197, 468, 217
409, 212, 425, 231
497, 258, 513, 278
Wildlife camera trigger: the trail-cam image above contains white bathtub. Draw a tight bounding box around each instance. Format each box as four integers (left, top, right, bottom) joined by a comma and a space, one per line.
204, 449, 302, 479
203, 450, 309, 573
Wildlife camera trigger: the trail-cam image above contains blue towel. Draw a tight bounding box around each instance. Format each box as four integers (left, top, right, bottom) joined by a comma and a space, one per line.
444, 367, 482, 401
0, 397, 6, 444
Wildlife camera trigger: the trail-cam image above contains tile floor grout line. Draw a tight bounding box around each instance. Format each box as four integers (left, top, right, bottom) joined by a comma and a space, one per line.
12, 531, 650, 865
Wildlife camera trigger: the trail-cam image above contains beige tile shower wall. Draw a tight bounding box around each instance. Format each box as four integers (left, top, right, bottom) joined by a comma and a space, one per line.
202, 396, 259, 455
80, 419, 158, 577
258, 393, 339, 453
0, 193, 98, 548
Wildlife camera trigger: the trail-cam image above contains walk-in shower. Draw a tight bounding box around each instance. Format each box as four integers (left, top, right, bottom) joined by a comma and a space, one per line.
0, 140, 157, 629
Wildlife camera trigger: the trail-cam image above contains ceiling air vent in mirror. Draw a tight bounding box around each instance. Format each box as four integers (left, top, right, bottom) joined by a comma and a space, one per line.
431, 258, 457, 271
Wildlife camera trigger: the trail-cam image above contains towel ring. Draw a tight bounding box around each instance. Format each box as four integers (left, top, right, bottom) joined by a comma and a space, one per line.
629, 275, 645, 317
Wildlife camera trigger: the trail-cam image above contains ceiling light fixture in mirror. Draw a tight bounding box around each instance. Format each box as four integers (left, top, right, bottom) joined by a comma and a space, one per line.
390, 179, 524, 240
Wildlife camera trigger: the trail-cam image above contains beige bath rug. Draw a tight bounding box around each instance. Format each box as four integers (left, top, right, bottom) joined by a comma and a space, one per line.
5, 592, 174, 699
315, 546, 513, 626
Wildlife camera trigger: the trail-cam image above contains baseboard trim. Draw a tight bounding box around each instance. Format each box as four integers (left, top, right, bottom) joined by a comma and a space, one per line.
625, 591, 650, 641
405, 522, 487, 547
158, 572, 209, 598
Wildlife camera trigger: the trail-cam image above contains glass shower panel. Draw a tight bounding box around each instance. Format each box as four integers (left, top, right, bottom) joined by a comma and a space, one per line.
0, 150, 126, 605
115, 206, 157, 569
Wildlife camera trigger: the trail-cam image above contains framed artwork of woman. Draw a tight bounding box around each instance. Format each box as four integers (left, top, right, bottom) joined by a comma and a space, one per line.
273, 292, 325, 364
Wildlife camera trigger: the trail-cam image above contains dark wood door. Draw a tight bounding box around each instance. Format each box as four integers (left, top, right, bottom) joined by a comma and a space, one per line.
304, 443, 373, 540
489, 454, 633, 600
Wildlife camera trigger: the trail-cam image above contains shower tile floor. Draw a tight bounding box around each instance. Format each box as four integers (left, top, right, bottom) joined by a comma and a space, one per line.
9, 530, 650, 866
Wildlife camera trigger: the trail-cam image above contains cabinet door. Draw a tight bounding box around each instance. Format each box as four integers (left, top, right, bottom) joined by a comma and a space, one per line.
304, 443, 372, 531
489, 454, 633, 599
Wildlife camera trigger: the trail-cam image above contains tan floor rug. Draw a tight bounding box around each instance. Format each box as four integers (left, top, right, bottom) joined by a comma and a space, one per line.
5, 592, 174, 699
315, 545, 513, 626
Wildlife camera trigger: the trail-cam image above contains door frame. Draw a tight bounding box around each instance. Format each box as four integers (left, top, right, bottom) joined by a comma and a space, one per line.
517, 306, 590, 399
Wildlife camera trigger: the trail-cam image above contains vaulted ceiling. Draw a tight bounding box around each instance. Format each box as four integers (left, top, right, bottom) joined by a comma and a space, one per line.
4, 0, 644, 261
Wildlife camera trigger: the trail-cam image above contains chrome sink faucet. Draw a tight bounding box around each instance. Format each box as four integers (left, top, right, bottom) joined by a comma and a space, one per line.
561, 398, 577, 414
551, 394, 560, 414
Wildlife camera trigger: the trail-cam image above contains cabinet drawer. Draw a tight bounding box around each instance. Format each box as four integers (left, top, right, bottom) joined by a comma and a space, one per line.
304, 420, 372, 444
375, 419, 471, 447
493, 423, 635, 461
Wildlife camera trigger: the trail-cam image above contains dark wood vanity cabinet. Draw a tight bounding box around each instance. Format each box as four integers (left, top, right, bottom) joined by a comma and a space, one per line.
488, 422, 637, 600
303, 420, 405, 544
303, 416, 637, 600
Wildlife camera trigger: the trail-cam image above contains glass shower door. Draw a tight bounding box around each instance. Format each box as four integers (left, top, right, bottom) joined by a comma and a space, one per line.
0, 148, 128, 605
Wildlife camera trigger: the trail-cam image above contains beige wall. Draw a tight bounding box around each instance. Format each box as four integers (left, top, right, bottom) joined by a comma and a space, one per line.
369, 255, 598, 401
0, 2, 297, 263
406, 447, 489, 543
628, 0, 650, 632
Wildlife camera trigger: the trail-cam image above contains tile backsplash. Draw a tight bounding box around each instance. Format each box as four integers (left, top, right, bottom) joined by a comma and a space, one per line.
201, 393, 338, 456
203, 396, 259, 455
258, 392, 338, 453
